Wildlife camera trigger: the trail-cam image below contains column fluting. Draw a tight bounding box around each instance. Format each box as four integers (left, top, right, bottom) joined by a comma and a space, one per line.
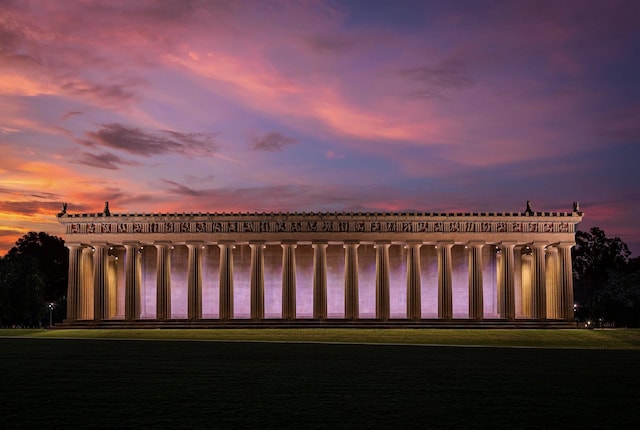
375, 242, 390, 320
65, 244, 83, 321
124, 242, 142, 321
219, 242, 234, 320
557, 243, 575, 321
250, 242, 265, 320
281, 242, 297, 320
437, 242, 454, 319
467, 242, 484, 320
498, 242, 516, 320
155, 242, 172, 320
313, 242, 328, 320
545, 246, 560, 319
81, 247, 94, 320
520, 252, 533, 317
531, 242, 547, 320
406, 242, 422, 321
92, 244, 109, 321
187, 242, 203, 320
344, 242, 359, 320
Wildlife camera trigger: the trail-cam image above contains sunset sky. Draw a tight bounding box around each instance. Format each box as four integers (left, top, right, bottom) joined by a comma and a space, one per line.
1, 0, 639, 255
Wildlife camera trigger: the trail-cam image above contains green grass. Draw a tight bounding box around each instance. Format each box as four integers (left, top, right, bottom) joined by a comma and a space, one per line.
1, 337, 639, 429
2, 327, 640, 349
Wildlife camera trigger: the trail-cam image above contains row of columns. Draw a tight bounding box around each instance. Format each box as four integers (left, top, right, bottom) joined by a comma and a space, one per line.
66, 241, 575, 322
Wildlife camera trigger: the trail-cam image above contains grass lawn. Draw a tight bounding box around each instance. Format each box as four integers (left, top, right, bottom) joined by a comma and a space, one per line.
2, 327, 640, 349
1, 330, 639, 429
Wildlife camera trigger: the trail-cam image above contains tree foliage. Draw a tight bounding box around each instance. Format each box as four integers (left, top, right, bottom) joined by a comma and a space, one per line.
591, 271, 640, 327
0, 232, 67, 327
573, 227, 639, 327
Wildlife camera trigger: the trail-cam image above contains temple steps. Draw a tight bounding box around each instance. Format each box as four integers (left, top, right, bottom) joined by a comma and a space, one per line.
53, 319, 575, 330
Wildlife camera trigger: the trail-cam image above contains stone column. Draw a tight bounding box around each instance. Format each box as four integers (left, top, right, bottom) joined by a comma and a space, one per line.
65, 244, 83, 321
155, 242, 172, 320
520, 252, 533, 317
186, 242, 203, 320
406, 242, 422, 321
281, 242, 297, 320
531, 242, 547, 320
437, 242, 454, 320
498, 242, 516, 320
557, 243, 575, 321
375, 242, 391, 320
467, 242, 484, 320
124, 242, 141, 321
496, 247, 503, 315
249, 242, 265, 320
92, 243, 109, 321
219, 242, 234, 320
81, 247, 94, 320
312, 242, 328, 320
545, 246, 560, 319
344, 241, 359, 320
107, 254, 118, 319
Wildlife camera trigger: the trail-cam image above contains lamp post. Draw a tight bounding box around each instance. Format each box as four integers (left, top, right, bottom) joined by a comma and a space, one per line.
48, 303, 54, 328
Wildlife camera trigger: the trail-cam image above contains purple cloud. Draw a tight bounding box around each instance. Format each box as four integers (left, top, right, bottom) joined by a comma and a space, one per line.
72, 152, 140, 170
400, 57, 474, 99
84, 124, 219, 157
249, 132, 297, 152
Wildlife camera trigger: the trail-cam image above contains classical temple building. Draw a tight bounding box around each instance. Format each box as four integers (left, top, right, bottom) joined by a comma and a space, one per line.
57, 202, 583, 327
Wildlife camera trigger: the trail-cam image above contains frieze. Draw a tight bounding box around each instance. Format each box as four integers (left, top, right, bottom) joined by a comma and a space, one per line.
65, 220, 576, 235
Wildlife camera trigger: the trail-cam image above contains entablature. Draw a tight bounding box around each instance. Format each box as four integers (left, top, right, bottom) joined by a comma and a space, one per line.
58, 208, 583, 243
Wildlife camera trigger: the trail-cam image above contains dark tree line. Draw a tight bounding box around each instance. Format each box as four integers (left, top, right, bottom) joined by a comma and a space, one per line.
0, 228, 638, 327
573, 227, 640, 327
0, 232, 67, 327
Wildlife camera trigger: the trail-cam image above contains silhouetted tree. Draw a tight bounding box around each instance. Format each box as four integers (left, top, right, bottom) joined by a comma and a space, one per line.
573, 227, 639, 326
592, 271, 640, 327
573, 227, 630, 305
0, 232, 67, 326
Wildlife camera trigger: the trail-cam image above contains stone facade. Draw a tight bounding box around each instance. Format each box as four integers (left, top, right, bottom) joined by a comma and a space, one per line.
58, 204, 583, 324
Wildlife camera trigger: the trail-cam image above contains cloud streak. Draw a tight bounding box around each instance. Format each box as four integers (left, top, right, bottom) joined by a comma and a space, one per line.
249, 132, 297, 152
400, 57, 475, 99
83, 124, 219, 157
72, 152, 140, 170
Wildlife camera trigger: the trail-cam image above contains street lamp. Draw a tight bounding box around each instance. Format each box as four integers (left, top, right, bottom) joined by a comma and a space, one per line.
48, 303, 54, 328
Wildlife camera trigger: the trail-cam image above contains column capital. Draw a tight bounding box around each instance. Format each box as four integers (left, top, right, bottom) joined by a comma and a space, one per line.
555, 242, 576, 249
185, 240, 204, 246
435, 241, 454, 249
499, 241, 518, 248
281, 240, 298, 247
91, 242, 110, 248
154, 241, 173, 247
65, 242, 84, 249
374, 241, 391, 248
217, 240, 235, 246
405, 240, 423, 247
530, 241, 548, 248
249, 241, 266, 250
312, 240, 329, 247
122, 241, 141, 247
466, 241, 485, 248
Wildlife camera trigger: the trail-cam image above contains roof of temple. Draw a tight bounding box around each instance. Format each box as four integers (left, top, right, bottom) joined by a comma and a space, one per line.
56, 201, 584, 220
58, 210, 584, 219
